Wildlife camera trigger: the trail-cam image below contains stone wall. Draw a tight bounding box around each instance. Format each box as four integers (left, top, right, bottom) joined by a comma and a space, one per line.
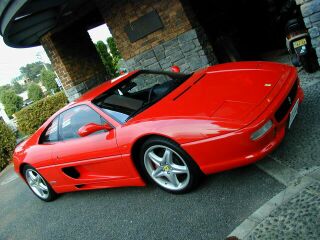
296, 0, 320, 65
124, 29, 216, 72
96, 0, 217, 72
96, 0, 194, 60
41, 25, 107, 101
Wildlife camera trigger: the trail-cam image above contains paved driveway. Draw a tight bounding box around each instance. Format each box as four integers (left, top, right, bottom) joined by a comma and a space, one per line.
270, 71, 320, 171
0, 164, 283, 240
2, 58, 316, 240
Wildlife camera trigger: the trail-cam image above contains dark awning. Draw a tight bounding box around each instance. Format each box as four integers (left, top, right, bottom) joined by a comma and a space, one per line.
0, 0, 100, 48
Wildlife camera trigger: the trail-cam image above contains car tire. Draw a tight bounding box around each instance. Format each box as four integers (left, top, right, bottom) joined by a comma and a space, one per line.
139, 137, 202, 194
23, 165, 58, 202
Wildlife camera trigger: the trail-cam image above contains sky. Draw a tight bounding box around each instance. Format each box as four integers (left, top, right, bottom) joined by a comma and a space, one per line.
0, 24, 111, 86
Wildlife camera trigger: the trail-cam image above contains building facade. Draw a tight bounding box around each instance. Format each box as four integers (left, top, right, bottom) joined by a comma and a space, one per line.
0, 0, 319, 101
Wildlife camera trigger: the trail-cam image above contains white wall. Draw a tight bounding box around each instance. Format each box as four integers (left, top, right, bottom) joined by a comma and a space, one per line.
0, 102, 16, 130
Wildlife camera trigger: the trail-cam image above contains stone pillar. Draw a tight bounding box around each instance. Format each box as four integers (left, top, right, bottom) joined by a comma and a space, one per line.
95, 0, 217, 73
41, 25, 107, 101
296, 0, 320, 65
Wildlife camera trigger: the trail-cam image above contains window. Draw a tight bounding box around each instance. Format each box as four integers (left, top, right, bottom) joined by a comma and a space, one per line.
40, 117, 59, 143
128, 73, 172, 93
59, 105, 105, 140
93, 70, 191, 123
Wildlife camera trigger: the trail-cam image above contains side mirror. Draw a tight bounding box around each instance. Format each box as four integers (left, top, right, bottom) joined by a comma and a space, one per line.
78, 123, 113, 137
171, 65, 180, 73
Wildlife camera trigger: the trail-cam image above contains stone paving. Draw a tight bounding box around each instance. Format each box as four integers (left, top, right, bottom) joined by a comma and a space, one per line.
245, 181, 320, 240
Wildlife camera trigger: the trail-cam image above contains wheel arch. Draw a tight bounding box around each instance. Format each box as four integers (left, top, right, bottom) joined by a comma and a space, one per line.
130, 133, 204, 192
19, 162, 31, 180
130, 134, 177, 178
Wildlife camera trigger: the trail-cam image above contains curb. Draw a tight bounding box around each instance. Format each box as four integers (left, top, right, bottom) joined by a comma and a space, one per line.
0, 163, 13, 178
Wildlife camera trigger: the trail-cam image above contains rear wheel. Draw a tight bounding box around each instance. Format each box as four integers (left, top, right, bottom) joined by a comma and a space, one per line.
140, 137, 202, 193
23, 165, 57, 202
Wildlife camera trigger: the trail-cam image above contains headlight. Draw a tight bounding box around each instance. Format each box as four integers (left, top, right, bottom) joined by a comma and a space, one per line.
250, 120, 273, 141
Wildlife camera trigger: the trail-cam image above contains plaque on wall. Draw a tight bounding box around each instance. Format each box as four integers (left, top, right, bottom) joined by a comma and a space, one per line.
124, 10, 164, 43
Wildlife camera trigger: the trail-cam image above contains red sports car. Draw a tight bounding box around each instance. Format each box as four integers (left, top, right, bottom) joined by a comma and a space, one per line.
13, 62, 304, 201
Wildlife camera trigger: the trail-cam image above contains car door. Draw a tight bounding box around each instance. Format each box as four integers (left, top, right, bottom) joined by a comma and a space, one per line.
51, 104, 133, 188
31, 116, 59, 169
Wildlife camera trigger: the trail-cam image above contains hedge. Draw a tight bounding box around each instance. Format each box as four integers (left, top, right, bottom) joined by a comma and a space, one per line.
15, 92, 68, 135
0, 121, 16, 171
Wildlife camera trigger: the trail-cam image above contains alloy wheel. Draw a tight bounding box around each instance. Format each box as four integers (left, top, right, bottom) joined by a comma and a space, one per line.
25, 169, 49, 199
144, 145, 190, 191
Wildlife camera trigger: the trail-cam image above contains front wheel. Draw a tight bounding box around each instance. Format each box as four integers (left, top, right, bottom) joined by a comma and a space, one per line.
23, 165, 57, 202
140, 137, 202, 193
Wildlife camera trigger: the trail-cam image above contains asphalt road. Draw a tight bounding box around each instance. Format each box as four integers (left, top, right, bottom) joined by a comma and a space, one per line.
0, 164, 283, 240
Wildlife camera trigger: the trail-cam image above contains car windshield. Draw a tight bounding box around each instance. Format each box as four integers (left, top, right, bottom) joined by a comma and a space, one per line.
92, 70, 191, 123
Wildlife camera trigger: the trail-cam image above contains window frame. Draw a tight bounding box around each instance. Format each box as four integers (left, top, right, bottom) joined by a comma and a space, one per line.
57, 104, 111, 142
92, 70, 192, 124
39, 116, 60, 144
39, 104, 112, 144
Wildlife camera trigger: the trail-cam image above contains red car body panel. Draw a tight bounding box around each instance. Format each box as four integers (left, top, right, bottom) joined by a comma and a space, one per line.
13, 62, 304, 194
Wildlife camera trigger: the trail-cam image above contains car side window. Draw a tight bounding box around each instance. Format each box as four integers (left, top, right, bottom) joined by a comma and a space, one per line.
59, 105, 105, 141
40, 117, 59, 143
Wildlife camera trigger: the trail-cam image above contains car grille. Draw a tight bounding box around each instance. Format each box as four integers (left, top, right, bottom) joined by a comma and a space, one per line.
275, 79, 298, 122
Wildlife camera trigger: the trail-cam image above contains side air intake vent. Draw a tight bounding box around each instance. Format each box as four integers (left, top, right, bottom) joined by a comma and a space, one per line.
62, 167, 80, 179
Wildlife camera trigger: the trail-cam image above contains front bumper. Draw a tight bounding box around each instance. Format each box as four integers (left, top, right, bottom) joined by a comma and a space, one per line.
181, 81, 304, 175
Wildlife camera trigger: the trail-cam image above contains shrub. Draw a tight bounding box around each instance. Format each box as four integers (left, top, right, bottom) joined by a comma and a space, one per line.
15, 92, 68, 135
28, 83, 44, 102
0, 121, 16, 171
0, 90, 23, 117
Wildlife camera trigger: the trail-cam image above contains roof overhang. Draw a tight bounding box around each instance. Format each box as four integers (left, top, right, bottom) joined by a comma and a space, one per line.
0, 0, 103, 48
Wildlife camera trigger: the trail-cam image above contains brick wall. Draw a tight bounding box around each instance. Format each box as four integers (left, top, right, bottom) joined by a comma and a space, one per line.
124, 29, 216, 72
96, 0, 217, 72
96, 0, 194, 60
41, 0, 217, 100
41, 25, 107, 101
296, 0, 320, 65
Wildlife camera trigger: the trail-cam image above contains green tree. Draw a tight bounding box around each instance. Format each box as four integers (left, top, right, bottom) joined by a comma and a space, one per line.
44, 63, 52, 71
95, 40, 117, 79
11, 79, 24, 94
27, 83, 44, 102
0, 85, 13, 98
40, 69, 60, 93
19, 62, 44, 82
107, 37, 121, 62
0, 90, 23, 117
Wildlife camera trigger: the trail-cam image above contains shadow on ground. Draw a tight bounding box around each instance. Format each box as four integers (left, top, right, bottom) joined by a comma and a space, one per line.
0, 165, 283, 240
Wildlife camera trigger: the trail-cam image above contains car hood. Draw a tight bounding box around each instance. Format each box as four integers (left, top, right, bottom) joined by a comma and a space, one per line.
132, 62, 293, 127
